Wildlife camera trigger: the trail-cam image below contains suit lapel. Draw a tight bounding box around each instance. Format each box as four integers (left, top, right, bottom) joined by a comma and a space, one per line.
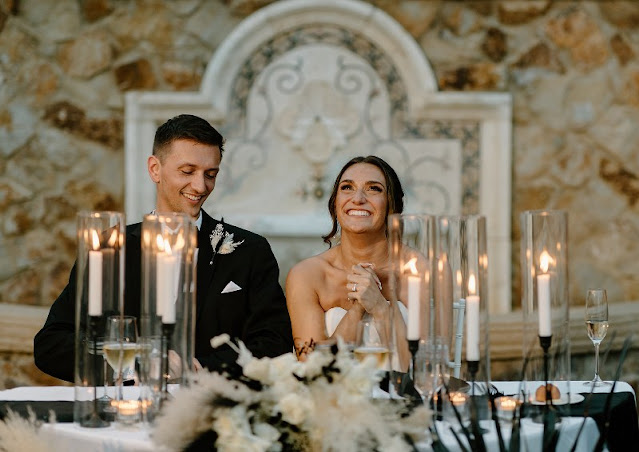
196, 212, 220, 320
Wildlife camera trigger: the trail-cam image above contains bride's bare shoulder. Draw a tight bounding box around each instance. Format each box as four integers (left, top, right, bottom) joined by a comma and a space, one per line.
289, 250, 332, 277
287, 249, 337, 282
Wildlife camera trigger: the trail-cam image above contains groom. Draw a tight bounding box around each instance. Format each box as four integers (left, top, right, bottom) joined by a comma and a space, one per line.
34, 114, 293, 382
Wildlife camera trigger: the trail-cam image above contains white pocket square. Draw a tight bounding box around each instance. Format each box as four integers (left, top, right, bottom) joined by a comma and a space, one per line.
221, 281, 242, 294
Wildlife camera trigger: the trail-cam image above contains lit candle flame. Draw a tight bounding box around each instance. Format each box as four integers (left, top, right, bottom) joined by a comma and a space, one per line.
174, 231, 185, 251
108, 229, 118, 247
540, 250, 551, 273
450, 392, 467, 406
500, 398, 517, 410
468, 274, 476, 295
91, 230, 100, 250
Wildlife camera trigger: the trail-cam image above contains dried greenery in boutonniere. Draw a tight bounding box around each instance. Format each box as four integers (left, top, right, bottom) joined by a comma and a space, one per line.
209, 223, 244, 265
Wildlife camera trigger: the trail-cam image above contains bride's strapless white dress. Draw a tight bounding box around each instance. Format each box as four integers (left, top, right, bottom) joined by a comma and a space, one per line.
324, 302, 408, 337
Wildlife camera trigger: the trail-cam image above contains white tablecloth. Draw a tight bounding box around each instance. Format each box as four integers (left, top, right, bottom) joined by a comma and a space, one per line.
1, 381, 634, 452
432, 416, 600, 452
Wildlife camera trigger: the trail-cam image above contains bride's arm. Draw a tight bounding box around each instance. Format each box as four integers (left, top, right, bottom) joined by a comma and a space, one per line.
330, 298, 365, 343
286, 261, 328, 360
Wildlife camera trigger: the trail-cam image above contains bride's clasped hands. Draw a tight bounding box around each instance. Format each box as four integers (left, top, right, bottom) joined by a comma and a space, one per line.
346, 263, 388, 316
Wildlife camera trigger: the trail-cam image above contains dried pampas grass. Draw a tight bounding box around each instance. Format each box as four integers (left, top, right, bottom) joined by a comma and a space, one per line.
0, 409, 48, 452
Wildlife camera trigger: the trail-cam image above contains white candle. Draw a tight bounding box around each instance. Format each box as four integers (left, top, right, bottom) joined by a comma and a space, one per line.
465, 274, 480, 361
403, 258, 421, 340
156, 252, 177, 324
88, 230, 103, 316
156, 234, 178, 324
435, 256, 453, 340
537, 251, 552, 337
407, 275, 420, 340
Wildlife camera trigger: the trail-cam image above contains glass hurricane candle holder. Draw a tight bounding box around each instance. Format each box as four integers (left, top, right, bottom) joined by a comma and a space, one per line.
520, 210, 571, 404
434, 215, 489, 384
387, 214, 435, 398
138, 213, 196, 422
74, 211, 125, 427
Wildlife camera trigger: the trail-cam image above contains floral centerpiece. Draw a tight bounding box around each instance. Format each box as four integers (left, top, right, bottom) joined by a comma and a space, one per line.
152, 336, 432, 451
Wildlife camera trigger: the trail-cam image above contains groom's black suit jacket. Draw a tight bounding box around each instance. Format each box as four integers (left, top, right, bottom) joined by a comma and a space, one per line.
34, 210, 293, 382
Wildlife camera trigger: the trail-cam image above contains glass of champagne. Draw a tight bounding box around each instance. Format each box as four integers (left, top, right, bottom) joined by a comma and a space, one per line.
353, 318, 390, 373
103, 316, 139, 395
584, 289, 610, 387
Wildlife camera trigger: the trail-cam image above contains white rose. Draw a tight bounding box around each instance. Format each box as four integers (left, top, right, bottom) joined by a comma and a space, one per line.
341, 363, 377, 395
277, 392, 313, 425
297, 349, 329, 378
213, 412, 237, 439
269, 353, 298, 379
243, 357, 272, 383
380, 435, 412, 452
253, 422, 280, 444
221, 435, 270, 452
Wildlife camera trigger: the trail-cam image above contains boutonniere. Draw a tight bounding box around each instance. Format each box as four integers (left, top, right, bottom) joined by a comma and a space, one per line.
209, 223, 244, 265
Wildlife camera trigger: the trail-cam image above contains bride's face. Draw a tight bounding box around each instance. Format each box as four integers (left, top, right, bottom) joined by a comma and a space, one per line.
335, 163, 388, 235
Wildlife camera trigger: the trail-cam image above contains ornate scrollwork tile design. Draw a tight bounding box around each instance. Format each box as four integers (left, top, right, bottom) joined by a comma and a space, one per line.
218, 24, 479, 213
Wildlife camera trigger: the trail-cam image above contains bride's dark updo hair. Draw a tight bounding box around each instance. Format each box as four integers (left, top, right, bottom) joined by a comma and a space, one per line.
322, 155, 405, 246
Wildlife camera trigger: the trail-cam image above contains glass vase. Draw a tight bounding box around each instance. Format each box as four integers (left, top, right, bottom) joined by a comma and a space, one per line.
434, 215, 489, 385
138, 213, 197, 422
520, 210, 571, 407
74, 211, 125, 427
387, 214, 435, 398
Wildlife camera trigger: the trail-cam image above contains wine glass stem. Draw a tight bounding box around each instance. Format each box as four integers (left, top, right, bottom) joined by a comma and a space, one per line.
103, 358, 109, 396
594, 342, 600, 380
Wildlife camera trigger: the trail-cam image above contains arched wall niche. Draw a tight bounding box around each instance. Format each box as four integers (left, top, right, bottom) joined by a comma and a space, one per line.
125, 0, 512, 313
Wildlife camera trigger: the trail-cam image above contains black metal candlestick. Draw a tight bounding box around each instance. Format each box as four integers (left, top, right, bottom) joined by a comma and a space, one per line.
539, 334, 558, 431
160, 322, 176, 406
465, 360, 487, 439
538, 335, 555, 407
467, 361, 479, 389
408, 339, 419, 382
83, 315, 109, 427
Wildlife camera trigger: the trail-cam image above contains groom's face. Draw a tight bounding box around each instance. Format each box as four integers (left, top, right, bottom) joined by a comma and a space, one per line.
148, 138, 221, 219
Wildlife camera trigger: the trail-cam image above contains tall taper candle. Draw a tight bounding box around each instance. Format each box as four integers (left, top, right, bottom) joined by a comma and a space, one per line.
407, 274, 420, 340
88, 230, 103, 316
537, 251, 552, 337
157, 252, 177, 324
465, 274, 480, 361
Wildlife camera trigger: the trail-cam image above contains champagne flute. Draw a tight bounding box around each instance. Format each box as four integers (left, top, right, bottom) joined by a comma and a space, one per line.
103, 316, 139, 397
353, 318, 390, 372
584, 289, 610, 387
94, 337, 116, 410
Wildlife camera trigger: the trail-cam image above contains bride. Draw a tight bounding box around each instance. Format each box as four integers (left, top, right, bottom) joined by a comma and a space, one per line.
286, 156, 409, 360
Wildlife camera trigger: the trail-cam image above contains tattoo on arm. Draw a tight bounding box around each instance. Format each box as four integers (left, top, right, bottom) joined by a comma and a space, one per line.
295, 339, 316, 359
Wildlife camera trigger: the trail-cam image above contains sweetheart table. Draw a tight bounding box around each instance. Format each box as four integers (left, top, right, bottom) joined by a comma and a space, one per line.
0, 382, 636, 452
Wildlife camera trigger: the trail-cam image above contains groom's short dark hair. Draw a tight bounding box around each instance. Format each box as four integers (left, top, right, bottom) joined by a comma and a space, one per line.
153, 114, 225, 161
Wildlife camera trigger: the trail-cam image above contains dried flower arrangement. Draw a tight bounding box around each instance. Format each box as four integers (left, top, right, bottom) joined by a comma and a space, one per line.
152, 336, 432, 451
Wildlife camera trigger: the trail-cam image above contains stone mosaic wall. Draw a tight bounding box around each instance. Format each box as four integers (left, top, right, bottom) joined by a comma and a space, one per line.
1, 0, 638, 387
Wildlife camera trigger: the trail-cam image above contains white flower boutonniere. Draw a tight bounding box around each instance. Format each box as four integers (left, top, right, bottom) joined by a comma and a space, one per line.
209, 224, 244, 265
